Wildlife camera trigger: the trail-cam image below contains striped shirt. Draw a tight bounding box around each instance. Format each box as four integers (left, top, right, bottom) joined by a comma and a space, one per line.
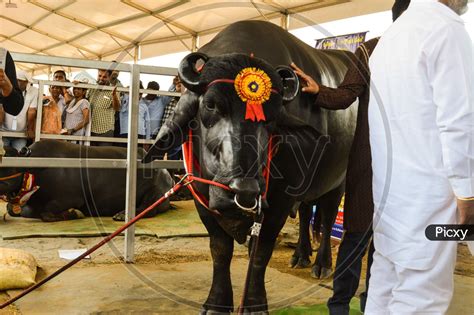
88, 88, 115, 134
160, 97, 179, 132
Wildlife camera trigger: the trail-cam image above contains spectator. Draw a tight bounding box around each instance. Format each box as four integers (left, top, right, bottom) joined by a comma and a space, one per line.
0, 48, 23, 116
142, 81, 166, 139
1, 70, 38, 151
109, 66, 122, 87
366, 0, 473, 313
0, 70, 38, 151
53, 69, 73, 117
88, 69, 120, 146
160, 76, 182, 130
40, 86, 62, 135
109, 64, 123, 140
27, 84, 66, 140
119, 81, 150, 147
63, 85, 90, 141
160, 76, 184, 160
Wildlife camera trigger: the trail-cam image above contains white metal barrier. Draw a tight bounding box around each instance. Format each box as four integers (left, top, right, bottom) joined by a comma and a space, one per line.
1, 52, 185, 262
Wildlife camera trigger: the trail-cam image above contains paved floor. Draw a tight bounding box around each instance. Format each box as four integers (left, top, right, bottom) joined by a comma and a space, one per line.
5, 260, 334, 314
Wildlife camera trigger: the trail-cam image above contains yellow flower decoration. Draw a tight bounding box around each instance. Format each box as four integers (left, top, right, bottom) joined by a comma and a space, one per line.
234, 67, 272, 122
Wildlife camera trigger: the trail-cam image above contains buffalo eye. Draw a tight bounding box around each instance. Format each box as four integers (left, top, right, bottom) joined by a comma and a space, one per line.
200, 105, 221, 128
205, 102, 216, 111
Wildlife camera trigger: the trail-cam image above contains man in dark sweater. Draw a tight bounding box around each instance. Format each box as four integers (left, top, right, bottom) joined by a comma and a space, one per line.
291, 1, 411, 313
0, 48, 23, 116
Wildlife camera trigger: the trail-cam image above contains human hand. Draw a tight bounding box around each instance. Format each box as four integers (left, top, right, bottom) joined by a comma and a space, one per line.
42, 95, 57, 107
0, 69, 13, 97
290, 62, 320, 94
457, 198, 474, 225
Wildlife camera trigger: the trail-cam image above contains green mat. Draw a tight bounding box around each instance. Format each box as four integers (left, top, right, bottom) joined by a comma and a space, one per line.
0, 200, 207, 240
272, 298, 362, 315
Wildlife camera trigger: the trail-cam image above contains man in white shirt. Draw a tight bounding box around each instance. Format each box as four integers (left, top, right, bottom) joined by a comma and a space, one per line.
1, 70, 38, 151
367, 0, 473, 313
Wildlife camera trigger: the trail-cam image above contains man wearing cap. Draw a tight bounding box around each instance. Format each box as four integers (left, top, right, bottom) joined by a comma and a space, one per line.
1, 70, 38, 151
366, 0, 473, 313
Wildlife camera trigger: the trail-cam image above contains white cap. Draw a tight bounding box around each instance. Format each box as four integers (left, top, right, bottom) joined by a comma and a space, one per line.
16, 70, 31, 83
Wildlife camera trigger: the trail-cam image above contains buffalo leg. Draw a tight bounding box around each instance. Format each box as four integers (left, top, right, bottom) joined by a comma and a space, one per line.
289, 202, 313, 268
198, 209, 234, 314
40, 199, 84, 222
242, 197, 294, 314
312, 184, 344, 279
113, 186, 170, 221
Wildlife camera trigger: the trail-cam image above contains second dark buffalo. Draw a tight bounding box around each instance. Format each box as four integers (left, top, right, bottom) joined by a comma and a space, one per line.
1, 140, 173, 222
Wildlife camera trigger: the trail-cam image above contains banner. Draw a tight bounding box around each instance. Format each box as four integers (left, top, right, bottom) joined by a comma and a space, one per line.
315, 32, 368, 53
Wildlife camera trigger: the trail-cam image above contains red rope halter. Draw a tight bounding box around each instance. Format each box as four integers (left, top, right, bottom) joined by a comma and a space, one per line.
181, 129, 274, 212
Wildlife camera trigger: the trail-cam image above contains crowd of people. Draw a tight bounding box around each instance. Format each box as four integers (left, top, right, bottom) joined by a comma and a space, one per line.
0, 66, 183, 151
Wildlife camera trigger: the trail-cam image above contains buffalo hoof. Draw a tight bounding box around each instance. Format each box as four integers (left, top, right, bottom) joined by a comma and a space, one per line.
289, 255, 311, 268
289, 255, 299, 268
311, 265, 333, 279
113, 211, 126, 221
67, 208, 85, 219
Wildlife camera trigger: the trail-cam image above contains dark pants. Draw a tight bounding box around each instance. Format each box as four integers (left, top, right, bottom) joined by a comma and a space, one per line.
91, 130, 115, 146
327, 231, 374, 315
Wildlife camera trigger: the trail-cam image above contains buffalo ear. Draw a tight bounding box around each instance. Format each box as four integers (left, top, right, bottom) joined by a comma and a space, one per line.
179, 52, 209, 94
275, 66, 299, 102
142, 92, 199, 163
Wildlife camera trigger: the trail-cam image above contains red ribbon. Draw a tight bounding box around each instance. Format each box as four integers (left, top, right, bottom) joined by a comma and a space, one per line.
245, 101, 266, 122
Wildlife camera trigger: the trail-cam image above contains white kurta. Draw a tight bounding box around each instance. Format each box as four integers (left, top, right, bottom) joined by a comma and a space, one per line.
369, 0, 473, 271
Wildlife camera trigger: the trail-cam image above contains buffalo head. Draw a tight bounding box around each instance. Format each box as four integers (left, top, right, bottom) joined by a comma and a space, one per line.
144, 53, 299, 231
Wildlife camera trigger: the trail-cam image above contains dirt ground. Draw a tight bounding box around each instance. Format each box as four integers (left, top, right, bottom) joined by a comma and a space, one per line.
0, 211, 472, 314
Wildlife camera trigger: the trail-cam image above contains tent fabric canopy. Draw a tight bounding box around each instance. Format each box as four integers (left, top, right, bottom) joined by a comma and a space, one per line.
0, 0, 393, 74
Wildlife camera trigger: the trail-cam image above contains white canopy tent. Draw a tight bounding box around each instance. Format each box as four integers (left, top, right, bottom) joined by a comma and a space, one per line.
0, 0, 396, 75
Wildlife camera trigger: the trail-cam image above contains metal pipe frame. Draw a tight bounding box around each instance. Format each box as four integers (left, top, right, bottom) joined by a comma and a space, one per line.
124, 64, 140, 262
4, 52, 185, 262
0, 157, 183, 170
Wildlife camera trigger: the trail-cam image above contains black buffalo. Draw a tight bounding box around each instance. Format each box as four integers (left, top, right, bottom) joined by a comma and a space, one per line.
0, 140, 172, 222
144, 20, 356, 313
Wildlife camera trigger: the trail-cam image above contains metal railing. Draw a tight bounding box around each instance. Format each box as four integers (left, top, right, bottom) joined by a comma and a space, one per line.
1, 52, 186, 262
1, 79, 181, 145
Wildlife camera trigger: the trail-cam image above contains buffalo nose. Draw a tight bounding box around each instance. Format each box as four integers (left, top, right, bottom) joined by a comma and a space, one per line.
229, 178, 260, 209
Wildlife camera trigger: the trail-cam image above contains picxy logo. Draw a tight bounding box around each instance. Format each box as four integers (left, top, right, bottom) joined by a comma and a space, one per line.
425, 225, 473, 241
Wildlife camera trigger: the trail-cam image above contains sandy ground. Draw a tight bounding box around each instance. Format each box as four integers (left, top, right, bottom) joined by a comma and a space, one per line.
0, 213, 472, 314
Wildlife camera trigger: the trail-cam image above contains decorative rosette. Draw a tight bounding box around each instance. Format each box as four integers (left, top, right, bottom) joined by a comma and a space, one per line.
234, 67, 272, 122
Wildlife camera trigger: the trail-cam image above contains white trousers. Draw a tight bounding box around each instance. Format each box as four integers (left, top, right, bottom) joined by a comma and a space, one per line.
365, 243, 456, 315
